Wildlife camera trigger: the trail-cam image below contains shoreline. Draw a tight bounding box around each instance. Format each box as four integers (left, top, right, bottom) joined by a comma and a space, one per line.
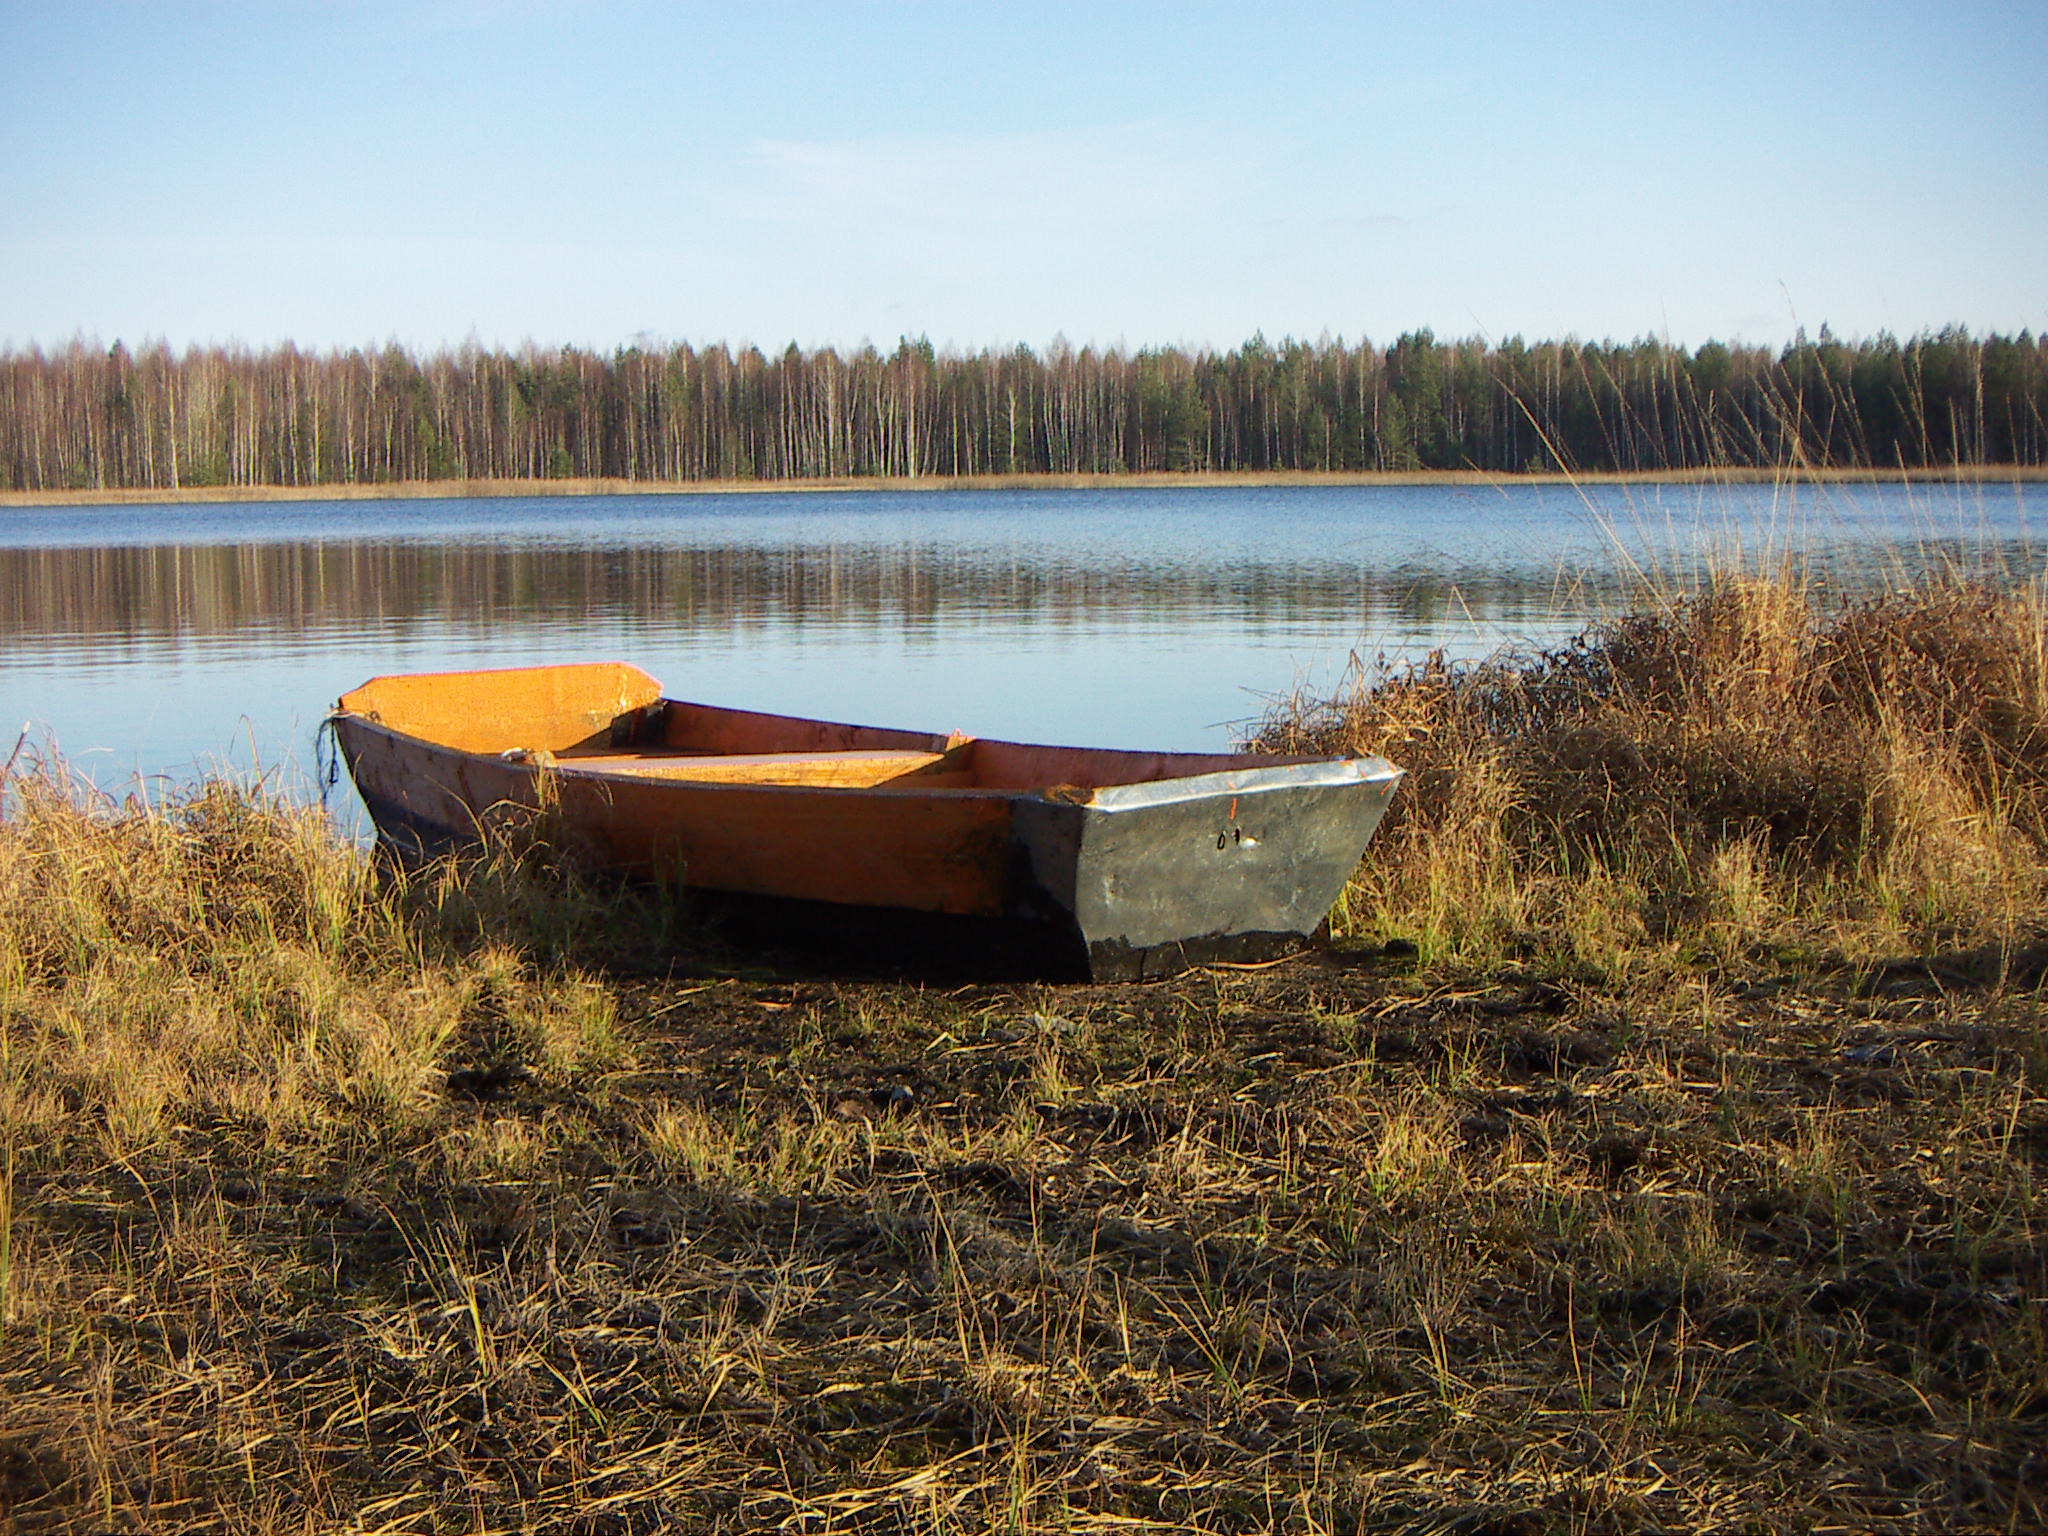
3, 462, 2044, 508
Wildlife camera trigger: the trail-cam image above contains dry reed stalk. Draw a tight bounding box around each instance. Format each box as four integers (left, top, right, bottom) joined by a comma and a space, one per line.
1253, 575, 2048, 973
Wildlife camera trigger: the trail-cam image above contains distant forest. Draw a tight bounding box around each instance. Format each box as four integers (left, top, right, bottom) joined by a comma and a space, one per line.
3, 328, 2044, 492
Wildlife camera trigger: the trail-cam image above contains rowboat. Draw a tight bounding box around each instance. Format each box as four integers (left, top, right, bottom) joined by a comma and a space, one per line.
329, 662, 1402, 980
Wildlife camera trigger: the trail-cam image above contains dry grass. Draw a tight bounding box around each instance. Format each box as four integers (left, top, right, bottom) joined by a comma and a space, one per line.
2, 579, 2045, 1533
2, 464, 2043, 509
1254, 576, 2048, 976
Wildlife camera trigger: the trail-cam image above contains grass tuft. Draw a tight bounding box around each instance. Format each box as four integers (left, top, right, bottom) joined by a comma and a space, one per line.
1254, 575, 2048, 973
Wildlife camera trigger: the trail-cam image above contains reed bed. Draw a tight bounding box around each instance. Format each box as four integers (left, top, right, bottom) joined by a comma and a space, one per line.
1, 573, 2044, 1534
1255, 575, 2048, 975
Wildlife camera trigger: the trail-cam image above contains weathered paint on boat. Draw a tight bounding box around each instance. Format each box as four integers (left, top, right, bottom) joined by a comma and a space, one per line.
330, 662, 1402, 980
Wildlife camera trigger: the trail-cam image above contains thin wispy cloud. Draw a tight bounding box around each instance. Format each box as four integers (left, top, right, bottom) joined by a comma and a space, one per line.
739, 123, 1232, 235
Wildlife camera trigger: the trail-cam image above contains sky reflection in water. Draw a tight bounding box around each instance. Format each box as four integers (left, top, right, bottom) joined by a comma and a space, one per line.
0, 481, 2034, 800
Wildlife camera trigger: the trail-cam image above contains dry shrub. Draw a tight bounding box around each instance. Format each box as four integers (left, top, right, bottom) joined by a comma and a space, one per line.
0, 771, 374, 982
1256, 576, 2048, 963
0, 767, 463, 1155
0, 764, 660, 1167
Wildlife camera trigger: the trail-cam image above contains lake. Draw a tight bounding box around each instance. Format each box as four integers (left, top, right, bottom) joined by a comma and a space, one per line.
0, 480, 2035, 806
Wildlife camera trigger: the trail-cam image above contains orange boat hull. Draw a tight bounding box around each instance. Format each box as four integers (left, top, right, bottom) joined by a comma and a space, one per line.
331, 662, 1402, 979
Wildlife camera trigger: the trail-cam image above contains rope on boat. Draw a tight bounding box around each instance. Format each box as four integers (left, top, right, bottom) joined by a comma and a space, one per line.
313, 716, 341, 808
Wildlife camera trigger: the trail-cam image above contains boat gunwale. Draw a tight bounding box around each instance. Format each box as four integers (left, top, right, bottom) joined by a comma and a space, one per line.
328, 707, 1396, 806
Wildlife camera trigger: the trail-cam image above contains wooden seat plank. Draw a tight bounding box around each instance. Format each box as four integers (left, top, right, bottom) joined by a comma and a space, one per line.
559, 748, 953, 788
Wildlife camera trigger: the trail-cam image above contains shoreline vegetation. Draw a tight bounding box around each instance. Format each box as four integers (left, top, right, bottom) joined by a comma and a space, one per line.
5, 329, 2045, 497
3, 460, 2046, 508
4, 571, 2043, 1533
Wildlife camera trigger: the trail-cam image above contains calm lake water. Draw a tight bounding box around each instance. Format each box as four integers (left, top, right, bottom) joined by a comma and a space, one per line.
0, 481, 2036, 804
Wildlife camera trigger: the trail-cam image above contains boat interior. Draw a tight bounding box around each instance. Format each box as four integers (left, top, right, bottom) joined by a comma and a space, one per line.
337, 661, 1297, 793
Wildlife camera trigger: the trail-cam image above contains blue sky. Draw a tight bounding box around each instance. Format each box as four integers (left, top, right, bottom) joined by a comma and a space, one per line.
3, 0, 2042, 354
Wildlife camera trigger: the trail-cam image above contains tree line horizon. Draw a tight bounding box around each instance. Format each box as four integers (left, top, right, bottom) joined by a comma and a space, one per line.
3, 327, 2043, 493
